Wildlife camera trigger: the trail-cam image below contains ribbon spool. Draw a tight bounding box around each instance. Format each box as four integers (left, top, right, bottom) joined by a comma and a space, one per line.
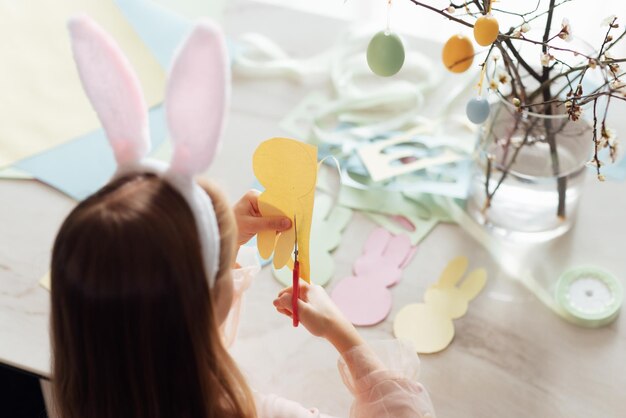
555, 266, 623, 328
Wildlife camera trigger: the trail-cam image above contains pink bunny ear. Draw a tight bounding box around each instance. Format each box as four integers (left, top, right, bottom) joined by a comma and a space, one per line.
68, 14, 149, 165
383, 234, 415, 268
166, 20, 230, 175
362, 228, 393, 256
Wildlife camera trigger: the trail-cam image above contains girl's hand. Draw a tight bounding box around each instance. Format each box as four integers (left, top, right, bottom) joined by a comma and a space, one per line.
233, 190, 291, 246
273, 281, 365, 354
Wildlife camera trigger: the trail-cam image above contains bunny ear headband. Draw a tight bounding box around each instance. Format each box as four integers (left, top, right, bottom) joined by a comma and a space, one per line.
68, 15, 230, 287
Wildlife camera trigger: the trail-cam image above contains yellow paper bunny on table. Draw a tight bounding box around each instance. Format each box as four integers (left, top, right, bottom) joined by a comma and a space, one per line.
252, 138, 317, 282
394, 256, 487, 353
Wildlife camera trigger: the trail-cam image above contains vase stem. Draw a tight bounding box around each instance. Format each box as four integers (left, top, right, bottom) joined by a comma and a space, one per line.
541, 0, 567, 219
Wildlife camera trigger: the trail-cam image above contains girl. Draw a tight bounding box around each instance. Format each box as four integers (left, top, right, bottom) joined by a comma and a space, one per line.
50, 15, 435, 418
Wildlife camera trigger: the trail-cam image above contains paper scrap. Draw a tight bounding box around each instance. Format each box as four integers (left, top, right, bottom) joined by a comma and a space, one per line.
253, 138, 318, 282
40, 272, 51, 291
357, 130, 466, 182
340, 144, 473, 199
366, 212, 439, 246
339, 185, 445, 245
393, 256, 487, 353
0, 0, 165, 168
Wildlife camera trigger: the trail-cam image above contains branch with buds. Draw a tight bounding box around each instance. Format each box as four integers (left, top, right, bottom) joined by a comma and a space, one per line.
407, 0, 625, 218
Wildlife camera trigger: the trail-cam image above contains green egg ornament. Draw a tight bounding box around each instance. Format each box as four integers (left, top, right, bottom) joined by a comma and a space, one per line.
466, 97, 490, 124
367, 31, 405, 77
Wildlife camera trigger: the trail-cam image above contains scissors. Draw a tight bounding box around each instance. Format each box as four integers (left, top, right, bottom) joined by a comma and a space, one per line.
292, 215, 300, 327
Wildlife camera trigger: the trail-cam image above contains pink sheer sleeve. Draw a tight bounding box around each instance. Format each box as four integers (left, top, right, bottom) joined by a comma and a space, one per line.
220, 246, 261, 348
253, 340, 435, 418
224, 248, 435, 417
337, 339, 436, 418
255, 393, 339, 418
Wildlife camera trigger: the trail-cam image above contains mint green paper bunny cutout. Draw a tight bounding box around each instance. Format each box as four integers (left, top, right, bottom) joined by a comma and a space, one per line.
273, 193, 352, 287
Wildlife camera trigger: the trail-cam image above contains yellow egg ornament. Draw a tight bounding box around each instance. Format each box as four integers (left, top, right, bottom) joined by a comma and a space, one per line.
474, 15, 499, 46
442, 35, 474, 73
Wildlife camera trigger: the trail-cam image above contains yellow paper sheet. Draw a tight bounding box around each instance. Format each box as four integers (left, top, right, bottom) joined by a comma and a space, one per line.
253, 138, 317, 282
0, 0, 165, 167
40, 271, 51, 291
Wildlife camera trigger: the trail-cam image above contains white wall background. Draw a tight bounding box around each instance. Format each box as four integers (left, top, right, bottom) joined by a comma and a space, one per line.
254, 0, 626, 56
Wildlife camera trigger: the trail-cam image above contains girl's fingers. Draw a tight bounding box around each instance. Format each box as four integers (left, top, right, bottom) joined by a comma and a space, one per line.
278, 286, 293, 298
278, 279, 311, 302
273, 293, 293, 311
244, 189, 261, 212
246, 215, 292, 232
275, 307, 292, 318
298, 279, 311, 299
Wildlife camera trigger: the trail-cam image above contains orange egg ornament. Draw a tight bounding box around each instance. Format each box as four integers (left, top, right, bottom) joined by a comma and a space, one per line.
474, 15, 499, 46
442, 35, 474, 73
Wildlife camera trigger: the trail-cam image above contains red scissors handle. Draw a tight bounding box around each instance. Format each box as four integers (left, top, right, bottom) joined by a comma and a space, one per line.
292, 260, 300, 327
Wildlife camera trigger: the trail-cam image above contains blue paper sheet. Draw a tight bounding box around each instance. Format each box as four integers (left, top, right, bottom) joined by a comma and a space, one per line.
114, 0, 191, 69
16, 107, 167, 200
116, 0, 236, 67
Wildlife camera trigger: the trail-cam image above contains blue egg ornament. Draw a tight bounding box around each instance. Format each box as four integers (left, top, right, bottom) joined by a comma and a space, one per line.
466, 97, 490, 124
366, 31, 405, 77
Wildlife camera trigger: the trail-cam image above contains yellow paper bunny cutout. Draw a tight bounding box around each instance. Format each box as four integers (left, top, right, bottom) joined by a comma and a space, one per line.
252, 138, 317, 282
394, 256, 487, 353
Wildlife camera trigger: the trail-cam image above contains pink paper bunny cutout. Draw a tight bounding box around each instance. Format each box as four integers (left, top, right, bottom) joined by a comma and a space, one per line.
331, 228, 417, 326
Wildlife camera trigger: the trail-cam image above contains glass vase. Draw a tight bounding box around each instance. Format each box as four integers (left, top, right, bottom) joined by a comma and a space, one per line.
466, 99, 592, 242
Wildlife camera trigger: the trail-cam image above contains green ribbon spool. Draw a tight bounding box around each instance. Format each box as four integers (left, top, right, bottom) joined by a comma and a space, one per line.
435, 196, 624, 328
555, 266, 623, 328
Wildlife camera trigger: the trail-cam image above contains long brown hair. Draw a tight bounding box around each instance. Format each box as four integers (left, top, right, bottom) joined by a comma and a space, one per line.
50, 173, 257, 418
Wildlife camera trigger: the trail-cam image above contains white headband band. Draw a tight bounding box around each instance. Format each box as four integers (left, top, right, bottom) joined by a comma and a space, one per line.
69, 15, 230, 287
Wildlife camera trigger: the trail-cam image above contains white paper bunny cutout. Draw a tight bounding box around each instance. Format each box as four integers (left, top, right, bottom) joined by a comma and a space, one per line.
68, 14, 229, 286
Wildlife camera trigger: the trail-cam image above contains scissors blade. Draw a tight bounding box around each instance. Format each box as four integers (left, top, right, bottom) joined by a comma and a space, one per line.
293, 214, 298, 259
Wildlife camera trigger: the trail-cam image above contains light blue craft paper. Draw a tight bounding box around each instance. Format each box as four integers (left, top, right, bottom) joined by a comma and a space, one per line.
116, 0, 237, 68
16, 107, 167, 200
114, 0, 191, 69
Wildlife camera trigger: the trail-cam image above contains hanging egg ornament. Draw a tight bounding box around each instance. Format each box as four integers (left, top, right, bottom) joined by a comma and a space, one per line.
466, 97, 490, 124
367, 30, 405, 77
473, 15, 499, 46
442, 35, 474, 73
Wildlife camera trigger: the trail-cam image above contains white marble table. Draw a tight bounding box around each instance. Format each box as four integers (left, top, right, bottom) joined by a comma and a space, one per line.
1, 2, 624, 417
